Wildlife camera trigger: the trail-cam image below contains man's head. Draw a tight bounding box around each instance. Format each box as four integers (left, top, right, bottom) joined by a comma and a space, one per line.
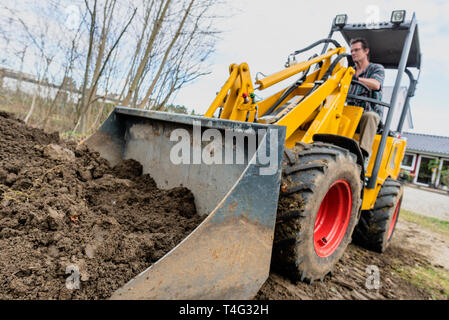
350, 38, 370, 64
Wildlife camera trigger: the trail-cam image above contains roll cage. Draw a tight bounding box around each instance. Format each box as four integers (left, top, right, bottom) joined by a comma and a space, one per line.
319, 12, 421, 189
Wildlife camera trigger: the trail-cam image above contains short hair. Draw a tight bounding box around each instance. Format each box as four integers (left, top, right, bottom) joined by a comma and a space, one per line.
350, 37, 369, 49
350, 37, 370, 58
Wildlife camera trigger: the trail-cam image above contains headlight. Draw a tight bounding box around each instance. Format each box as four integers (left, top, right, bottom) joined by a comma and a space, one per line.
391, 10, 406, 24
334, 14, 348, 28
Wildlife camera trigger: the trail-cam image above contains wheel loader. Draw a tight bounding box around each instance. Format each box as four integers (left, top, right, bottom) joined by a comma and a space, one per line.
84, 11, 421, 299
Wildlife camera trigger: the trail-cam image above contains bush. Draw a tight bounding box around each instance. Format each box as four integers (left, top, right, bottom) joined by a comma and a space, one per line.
440, 168, 449, 187
399, 169, 413, 182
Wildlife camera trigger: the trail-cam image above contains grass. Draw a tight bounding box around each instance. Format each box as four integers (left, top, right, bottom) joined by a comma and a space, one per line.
393, 209, 449, 299
394, 265, 449, 299
60, 131, 88, 141
1, 92, 113, 135
400, 209, 449, 238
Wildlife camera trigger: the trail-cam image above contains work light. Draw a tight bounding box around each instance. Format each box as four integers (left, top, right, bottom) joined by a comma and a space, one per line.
334, 14, 347, 27
391, 10, 406, 24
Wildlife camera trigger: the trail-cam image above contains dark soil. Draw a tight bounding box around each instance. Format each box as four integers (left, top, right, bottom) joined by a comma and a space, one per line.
0, 112, 203, 299
256, 242, 435, 300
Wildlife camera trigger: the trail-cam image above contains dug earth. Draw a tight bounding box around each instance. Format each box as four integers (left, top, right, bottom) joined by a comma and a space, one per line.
0, 112, 204, 299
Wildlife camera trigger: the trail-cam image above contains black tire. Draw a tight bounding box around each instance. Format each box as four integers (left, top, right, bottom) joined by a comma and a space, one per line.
352, 178, 403, 253
271, 142, 362, 283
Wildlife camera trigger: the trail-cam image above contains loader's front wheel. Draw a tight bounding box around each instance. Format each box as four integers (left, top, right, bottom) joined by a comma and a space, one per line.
352, 178, 403, 253
272, 142, 362, 283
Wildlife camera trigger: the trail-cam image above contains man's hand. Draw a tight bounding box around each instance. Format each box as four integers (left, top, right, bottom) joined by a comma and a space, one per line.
358, 77, 381, 91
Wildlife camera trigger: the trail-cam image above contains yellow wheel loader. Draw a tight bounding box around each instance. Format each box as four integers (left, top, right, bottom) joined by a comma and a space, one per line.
85, 11, 421, 298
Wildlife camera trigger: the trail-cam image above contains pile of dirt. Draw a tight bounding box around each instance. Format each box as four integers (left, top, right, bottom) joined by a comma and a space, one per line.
0, 112, 204, 299
256, 242, 434, 300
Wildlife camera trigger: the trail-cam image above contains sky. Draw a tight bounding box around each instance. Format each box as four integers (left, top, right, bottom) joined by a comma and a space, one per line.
172, 0, 449, 137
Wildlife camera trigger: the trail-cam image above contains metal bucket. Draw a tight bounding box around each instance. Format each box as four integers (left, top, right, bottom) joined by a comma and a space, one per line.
84, 106, 286, 299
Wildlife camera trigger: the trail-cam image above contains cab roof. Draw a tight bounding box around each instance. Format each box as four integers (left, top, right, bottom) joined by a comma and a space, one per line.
334, 21, 421, 69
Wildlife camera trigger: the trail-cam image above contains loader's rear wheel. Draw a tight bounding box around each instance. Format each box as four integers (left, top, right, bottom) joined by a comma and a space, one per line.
352, 178, 403, 253
272, 142, 362, 283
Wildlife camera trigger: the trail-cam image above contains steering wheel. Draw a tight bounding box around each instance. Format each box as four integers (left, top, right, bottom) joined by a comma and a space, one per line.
348, 79, 386, 133
350, 79, 374, 99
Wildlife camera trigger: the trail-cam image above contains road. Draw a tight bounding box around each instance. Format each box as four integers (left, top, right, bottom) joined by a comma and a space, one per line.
402, 186, 449, 221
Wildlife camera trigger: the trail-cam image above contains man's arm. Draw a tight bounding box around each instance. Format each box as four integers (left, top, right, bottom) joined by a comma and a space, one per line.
356, 63, 385, 92
358, 77, 381, 91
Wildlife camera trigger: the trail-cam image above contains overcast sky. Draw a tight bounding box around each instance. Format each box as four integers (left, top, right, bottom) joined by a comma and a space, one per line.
172, 0, 449, 137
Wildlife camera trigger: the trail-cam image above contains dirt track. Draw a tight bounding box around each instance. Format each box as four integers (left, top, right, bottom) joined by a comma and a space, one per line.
256, 218, 445, 300
0, 112, 204, 299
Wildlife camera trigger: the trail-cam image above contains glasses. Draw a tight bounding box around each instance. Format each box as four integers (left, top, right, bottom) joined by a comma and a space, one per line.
351, 48, 363, 53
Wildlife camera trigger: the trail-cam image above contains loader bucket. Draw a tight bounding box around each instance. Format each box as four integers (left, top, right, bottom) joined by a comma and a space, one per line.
84, 106, 286, 299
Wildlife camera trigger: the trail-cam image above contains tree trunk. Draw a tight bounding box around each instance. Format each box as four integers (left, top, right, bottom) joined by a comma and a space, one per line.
138, 0, 196, 109
77, 0, 97, 133
121, 0, 172, 106
24, 91, 37, 123
118, 0, 154, 103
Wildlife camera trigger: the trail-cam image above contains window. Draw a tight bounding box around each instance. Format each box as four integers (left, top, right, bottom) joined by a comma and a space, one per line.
416, 156, 436, 185
401, 153, 416, 170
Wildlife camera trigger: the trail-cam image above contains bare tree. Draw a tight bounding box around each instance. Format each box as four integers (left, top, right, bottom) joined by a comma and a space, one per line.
121, 0, 172, 106
42, 24, 83, 129
124, 0, 220, 110
151, 0, 216, 110
74, 0, 137, 133
76, 0, 97, 129
136, 0, 195, 109
117, 0, 155, 102
1, 0, 224, 133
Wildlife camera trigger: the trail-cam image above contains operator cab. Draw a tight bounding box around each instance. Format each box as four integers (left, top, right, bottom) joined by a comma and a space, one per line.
330, 11, 422, 134
329, 10, 422, 189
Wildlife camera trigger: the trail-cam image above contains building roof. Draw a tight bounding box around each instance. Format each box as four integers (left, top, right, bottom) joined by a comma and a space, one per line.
403, 132, 449, 156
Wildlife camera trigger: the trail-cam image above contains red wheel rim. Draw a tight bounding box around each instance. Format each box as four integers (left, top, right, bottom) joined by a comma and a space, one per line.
388, 198, 401, 239
314, 179, 352, 258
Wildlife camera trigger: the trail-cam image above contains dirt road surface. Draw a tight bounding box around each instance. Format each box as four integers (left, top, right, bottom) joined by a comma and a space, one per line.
256, 218, 449, 300
394, 218, 449, 270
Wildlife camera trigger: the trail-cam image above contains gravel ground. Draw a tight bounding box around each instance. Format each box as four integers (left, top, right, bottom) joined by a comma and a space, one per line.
402, 186, 449, 221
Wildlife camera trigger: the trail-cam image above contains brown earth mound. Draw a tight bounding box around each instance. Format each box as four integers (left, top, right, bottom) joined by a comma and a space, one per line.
0, 112, 204, 299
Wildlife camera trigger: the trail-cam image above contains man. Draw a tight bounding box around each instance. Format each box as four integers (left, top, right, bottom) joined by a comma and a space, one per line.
347, 37, 385, 167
